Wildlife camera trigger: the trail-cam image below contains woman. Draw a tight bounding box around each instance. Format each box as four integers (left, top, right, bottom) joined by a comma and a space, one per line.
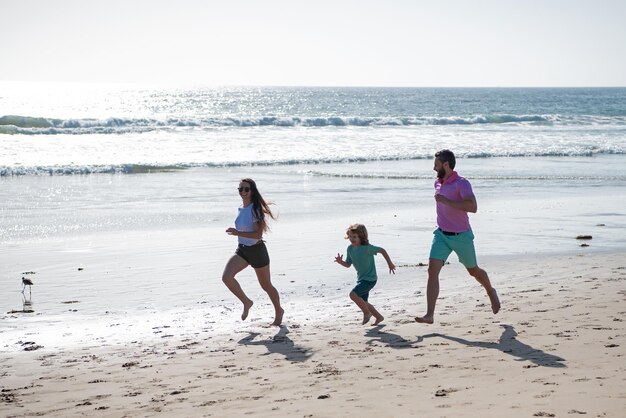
223, 178, 284, 326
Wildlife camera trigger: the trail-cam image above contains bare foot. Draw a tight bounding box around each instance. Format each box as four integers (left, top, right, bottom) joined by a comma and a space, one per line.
271, 308, 284, 326
373, 315, 384, 325
242, 300, 254, 321
415, 315, 434, 324
488, 288, 500, 314
362, 314, 372, 325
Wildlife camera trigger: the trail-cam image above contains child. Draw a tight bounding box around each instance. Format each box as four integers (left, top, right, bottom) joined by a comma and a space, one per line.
334, 223, 396, 325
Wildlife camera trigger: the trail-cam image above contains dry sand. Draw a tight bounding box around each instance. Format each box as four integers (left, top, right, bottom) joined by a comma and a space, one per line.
2, 251, 625, 417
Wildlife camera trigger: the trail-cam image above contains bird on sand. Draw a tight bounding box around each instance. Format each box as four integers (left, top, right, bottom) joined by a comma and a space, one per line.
21, 276, 34, 296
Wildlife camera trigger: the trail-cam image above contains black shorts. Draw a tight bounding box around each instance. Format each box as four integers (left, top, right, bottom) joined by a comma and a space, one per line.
235, 241, 270, 268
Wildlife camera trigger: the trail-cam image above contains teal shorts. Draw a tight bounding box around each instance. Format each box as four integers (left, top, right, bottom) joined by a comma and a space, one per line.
429, 228, 477, 268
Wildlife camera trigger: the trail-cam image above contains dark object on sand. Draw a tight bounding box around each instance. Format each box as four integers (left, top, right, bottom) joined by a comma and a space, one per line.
21, 276, 33, 296
7, 308, 35, 314
575, 235, 592, 240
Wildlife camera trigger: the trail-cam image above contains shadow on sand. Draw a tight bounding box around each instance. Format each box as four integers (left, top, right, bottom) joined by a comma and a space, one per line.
365, 325, 422, 349
420, 324, 566, 368
237, 326, 313, 363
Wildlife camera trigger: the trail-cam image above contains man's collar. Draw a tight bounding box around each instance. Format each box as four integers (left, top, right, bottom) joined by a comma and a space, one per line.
438, 171, 459, 184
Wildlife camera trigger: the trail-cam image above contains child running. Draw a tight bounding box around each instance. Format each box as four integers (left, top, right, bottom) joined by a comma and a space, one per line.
334, 223, 396, 325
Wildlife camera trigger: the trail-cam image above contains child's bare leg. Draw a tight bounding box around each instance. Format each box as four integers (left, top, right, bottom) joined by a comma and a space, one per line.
349, 291, 371, 324
367, 303, 384, 325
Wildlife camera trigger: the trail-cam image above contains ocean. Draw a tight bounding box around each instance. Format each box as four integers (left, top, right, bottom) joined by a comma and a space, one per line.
1, 83, 626, 349
1, 82, 625, 240
2, 83, 626, 174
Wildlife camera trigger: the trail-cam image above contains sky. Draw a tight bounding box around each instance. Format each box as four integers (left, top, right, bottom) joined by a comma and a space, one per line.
1, 0, 625, 87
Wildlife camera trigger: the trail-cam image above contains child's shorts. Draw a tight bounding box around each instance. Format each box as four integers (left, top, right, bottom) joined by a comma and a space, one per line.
351, 280, 377, 302
235, 241, 270, 268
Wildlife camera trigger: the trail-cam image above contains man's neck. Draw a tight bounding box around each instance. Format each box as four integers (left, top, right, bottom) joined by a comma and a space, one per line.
441, 170, 454, 182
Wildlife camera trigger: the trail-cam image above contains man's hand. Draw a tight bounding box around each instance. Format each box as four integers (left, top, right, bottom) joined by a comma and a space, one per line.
434, 194, 450, 205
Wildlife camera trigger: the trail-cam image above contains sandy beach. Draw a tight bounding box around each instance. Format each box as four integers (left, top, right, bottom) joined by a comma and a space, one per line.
3, 2, 626, 416
2, 249, 625, 417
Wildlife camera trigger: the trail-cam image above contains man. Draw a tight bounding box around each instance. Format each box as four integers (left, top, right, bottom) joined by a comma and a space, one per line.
415, 149, 500, 324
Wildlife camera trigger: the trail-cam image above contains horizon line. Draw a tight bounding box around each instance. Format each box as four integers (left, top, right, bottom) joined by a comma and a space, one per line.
2, 79, 626, 89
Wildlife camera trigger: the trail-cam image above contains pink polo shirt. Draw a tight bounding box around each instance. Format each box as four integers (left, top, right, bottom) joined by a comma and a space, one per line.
434, 171, 474, 233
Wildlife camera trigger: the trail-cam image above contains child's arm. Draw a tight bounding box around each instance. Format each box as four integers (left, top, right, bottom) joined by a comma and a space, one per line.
378, 248, 396, 274
334, 253, 351, 268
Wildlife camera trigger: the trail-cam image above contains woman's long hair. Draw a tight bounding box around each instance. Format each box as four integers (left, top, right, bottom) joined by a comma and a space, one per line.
241, 178, 276, 233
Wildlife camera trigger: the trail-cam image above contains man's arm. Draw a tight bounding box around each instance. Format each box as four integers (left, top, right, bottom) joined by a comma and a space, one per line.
434, 194, 477, 213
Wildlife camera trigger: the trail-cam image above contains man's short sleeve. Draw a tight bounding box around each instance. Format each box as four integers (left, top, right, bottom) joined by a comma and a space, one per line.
458, 178, 474, 199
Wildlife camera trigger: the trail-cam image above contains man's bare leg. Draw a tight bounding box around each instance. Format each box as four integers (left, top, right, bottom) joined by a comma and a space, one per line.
467, 265, 500, 314
415, 258, 445, 324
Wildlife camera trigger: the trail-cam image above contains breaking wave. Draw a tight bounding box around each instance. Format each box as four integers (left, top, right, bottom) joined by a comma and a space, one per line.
2, 114, 624, 135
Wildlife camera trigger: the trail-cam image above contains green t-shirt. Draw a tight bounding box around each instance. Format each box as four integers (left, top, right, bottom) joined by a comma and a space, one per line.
346, 244, 382, 282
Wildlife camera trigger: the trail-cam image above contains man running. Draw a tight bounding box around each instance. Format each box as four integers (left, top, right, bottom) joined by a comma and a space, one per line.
415, 149, 500, 324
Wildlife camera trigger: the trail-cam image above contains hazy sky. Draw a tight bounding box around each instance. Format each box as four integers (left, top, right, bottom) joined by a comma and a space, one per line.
1, 0, 625, 87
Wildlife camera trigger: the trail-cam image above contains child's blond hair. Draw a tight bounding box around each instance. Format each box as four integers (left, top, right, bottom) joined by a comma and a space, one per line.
345, 223, 369, 245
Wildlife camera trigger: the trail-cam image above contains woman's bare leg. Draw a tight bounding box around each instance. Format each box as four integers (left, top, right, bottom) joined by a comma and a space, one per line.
222, 255, 254, 320
255, 265, 284, 326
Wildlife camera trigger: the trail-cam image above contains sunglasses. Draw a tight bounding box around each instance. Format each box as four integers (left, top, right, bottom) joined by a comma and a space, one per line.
238, 187, 251, 193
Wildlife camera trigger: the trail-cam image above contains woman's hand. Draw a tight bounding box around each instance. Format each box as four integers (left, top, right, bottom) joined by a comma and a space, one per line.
225, 227, 239, 236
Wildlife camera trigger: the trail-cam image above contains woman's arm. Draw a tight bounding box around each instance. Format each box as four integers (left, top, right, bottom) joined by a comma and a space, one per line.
226, 221, 263, 240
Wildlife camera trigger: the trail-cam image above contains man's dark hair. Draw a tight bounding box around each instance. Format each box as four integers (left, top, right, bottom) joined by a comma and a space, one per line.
435, 149, 456, 169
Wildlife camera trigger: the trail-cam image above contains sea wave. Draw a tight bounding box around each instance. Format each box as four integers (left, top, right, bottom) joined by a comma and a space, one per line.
2, 113, 625, 135
3, 149, 626, 176
304, 171, 626, 181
